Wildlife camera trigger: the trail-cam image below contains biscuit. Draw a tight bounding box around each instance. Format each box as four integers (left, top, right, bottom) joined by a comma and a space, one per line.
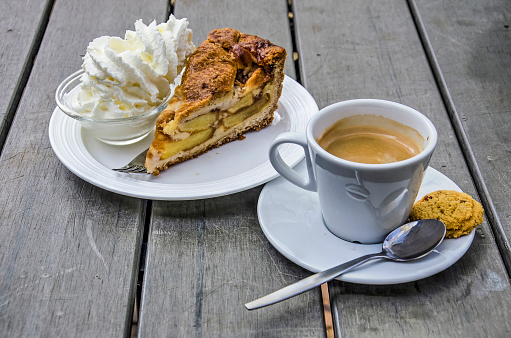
409, 190, 484, 238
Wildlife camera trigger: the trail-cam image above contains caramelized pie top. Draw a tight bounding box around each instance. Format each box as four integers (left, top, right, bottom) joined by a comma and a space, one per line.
166, 28, 286, 122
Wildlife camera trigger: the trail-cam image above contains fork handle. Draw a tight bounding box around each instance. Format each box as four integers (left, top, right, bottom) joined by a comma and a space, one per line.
245, 252, 385, 310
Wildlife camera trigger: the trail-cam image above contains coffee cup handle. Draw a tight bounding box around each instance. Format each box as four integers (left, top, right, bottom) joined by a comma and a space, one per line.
269, 132, 317, 192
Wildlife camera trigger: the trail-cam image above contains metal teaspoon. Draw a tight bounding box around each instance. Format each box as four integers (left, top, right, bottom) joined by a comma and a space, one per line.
245, 219, 446, 310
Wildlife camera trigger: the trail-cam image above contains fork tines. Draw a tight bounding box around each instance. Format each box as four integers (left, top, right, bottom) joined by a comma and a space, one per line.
112, 148, 150, 174
112, 165, 148, 174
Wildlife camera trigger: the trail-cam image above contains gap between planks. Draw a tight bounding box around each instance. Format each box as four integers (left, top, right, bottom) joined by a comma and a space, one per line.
288, 0, 336, 336
407, 0, 511, 277
287, 0, 337, 336
0, 0, 55, 155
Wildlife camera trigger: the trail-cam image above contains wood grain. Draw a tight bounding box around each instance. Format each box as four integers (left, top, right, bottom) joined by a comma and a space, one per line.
0, 0, 52, 149
294, 0, 511, 336
137, 1, 325, 336
413, 0, 511, 271
140, 190, 326, 336
0, 0, 167, 336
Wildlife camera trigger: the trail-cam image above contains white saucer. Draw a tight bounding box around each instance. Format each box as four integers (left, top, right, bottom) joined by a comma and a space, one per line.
49, 76, 318, 200
257, 161, 475, 285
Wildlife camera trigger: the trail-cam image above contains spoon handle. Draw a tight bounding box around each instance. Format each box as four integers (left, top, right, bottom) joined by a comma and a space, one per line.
245, 252, 386, 310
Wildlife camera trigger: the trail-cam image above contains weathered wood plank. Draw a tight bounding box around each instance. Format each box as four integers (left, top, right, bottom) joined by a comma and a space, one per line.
137, 1, 325, 336
0, 0, 168, 336
413, 0, 511, 270
140, 190, 325, 336
0, 0, 52, 148
294, 0, 511, 336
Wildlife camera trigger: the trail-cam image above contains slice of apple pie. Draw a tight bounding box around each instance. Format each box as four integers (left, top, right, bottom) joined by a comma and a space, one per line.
145, 28, 286, 175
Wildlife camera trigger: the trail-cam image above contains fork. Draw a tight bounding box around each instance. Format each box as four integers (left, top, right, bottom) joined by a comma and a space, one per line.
112, 148, 149, 173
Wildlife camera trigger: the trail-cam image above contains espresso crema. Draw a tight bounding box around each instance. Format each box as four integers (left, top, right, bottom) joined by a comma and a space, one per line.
317, 115, 424, 164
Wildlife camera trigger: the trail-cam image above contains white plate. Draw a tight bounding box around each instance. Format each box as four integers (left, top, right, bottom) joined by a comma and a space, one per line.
49, 76, 318, 200
257, 161, 475, 285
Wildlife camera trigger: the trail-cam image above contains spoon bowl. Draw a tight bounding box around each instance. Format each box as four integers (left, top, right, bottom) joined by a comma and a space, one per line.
383, 219, 446, 260
245, 219, 446, 310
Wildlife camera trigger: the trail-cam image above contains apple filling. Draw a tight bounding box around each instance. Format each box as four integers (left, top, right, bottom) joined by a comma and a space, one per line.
161, 128, 214, 160
224, 93, 270, 128
180, 111, 218, 132
160, 92, 271, 159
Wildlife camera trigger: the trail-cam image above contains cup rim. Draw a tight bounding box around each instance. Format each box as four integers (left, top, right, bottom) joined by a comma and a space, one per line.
55, 69, 170, 124
306, 99, 438, 169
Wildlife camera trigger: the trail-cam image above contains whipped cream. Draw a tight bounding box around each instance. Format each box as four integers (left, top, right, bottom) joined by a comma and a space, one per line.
69, 15, 195, 119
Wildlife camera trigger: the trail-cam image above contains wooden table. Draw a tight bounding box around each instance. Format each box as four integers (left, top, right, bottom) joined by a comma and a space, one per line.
1, 0, 510, 336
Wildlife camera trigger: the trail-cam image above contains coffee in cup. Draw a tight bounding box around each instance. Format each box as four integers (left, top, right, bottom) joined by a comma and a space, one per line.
316, 115, 424, 164
269, 99, 437, 244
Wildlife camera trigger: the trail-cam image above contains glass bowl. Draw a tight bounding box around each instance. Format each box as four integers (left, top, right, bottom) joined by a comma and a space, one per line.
55, 70, 170, 145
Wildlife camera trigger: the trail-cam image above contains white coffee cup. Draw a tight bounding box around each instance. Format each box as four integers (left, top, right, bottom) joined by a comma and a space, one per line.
269, 99, 437, 244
